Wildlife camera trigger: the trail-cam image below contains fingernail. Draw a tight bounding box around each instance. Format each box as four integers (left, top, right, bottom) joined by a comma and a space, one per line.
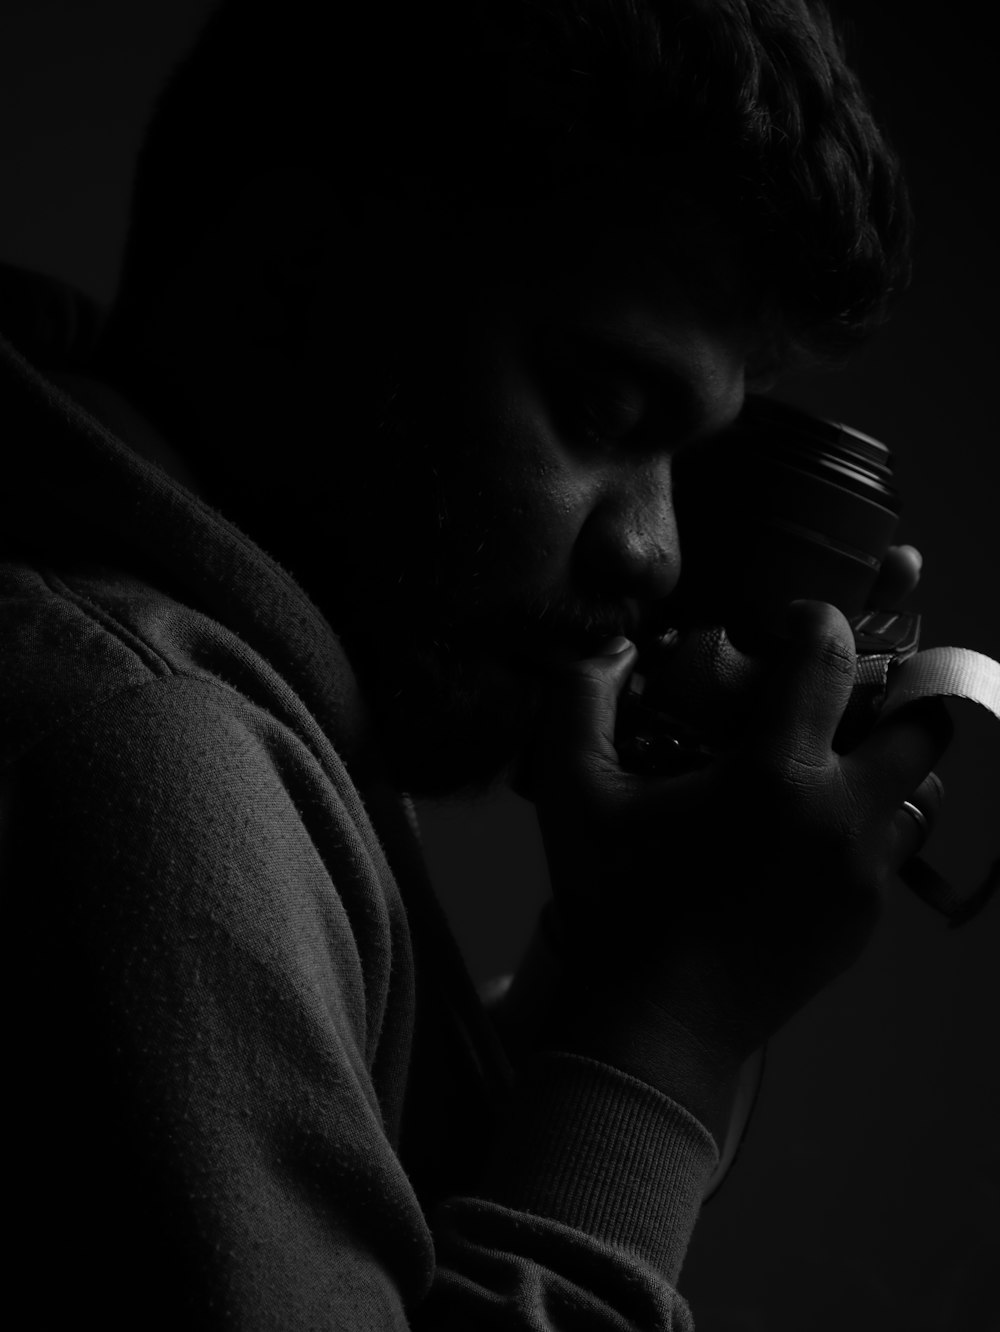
601, 635, 633, 656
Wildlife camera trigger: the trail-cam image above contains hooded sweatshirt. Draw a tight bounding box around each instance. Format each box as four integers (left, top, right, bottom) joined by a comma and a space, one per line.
0, 265, 718, 1329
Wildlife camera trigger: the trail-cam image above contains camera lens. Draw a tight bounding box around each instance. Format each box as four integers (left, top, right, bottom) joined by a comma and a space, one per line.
673, 395, 901, 636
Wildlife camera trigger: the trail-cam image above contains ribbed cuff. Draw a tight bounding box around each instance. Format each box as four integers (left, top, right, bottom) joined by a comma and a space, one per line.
479, 1050, 719, 1283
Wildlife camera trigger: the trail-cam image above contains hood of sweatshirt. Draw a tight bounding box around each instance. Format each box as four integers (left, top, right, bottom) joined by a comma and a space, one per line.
0, 263, 372, 767
0, 262, 515, 1174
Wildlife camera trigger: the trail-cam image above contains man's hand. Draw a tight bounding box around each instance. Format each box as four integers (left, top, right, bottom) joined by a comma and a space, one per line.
529, 589, 951, 1070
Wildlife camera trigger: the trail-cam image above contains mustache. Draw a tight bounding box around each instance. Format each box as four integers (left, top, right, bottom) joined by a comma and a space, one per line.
407, 552, 677, 660
507, 593, 673, 656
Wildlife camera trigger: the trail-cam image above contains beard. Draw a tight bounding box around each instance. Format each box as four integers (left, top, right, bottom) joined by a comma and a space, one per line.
337, 575, 638, 802
327, 456, 628, 801
281, 281, 655, 801
343, 620, 546, 800
319, 377, 638, 801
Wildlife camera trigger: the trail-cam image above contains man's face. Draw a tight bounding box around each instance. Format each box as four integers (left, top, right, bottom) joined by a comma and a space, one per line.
282, 219, 752, 797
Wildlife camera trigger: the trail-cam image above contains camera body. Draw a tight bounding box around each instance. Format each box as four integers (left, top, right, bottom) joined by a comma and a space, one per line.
616, 396, 920, 774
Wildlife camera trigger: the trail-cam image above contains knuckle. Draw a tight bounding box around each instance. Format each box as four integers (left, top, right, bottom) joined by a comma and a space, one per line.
799, 600, 854, 653
563, 653, 616, 684
752, 741, 832, 796
560, 660, 606, 701
792, 602, 856, 678
924, 769, 946, 807
559, 664, 619, 721
814, 629, 857, 683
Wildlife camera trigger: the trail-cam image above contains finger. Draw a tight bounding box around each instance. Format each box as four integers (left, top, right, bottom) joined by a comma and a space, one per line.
868, 544, 922, 610
745, 600, 857, 765
891, 769, 945, 866
533, 636, 640, 789
845, 697, 954, 814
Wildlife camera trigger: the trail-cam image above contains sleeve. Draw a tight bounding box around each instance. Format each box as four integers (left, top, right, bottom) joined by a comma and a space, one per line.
1, 676, 717, 1329
418, 1053, 718, 1330
418, 907, 719, 1330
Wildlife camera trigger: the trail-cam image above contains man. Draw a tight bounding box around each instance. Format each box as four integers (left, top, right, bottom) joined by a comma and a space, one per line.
0, 0, 948, 1326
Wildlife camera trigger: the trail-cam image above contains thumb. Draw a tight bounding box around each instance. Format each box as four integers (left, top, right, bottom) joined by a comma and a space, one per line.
523, 635, 639, 799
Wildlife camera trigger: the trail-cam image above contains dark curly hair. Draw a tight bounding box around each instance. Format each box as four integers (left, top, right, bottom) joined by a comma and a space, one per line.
103, 0, 912, 374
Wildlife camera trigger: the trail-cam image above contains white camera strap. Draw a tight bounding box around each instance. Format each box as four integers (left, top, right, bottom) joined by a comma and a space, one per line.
879, 644, 1000, 927
884, 645, 1000, 719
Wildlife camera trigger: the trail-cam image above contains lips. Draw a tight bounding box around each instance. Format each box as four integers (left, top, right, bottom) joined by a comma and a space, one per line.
445, 593, 668, 672
504, 618, 639, 674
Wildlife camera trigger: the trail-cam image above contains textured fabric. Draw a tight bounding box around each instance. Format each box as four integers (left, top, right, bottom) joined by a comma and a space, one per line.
0, 270, 719, 1328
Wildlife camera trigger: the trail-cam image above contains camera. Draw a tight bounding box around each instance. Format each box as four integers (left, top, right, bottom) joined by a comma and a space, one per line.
616, 395, 921, 774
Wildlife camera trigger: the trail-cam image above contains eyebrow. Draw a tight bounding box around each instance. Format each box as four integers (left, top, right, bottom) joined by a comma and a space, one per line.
557, 323, 710, 433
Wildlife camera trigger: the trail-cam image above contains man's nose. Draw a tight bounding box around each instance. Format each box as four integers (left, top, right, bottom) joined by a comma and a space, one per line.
577, 459, 681, 603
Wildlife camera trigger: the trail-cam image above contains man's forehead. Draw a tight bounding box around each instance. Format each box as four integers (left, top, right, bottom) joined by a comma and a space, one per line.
548, 311, 747, 384
534, 233, 752, 347
438, 205, 765, 405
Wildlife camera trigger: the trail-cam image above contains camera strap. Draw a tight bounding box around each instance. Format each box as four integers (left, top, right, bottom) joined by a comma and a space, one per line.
878, 644, 1000, 926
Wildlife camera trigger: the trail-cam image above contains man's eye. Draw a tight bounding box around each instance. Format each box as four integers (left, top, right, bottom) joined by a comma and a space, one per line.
566, 376, 643, 445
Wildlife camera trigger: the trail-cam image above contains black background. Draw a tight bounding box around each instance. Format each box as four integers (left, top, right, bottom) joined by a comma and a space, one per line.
2, 3, 997, 1327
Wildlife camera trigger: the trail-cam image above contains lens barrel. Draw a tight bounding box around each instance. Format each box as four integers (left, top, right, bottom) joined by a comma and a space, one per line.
673, 395, 901, 635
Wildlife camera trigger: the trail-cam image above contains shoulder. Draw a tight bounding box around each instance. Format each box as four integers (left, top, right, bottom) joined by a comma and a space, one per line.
0, 560, 167, 760
1, 621, 393, 1054
1, 556, 412, 988
1, 558, 338, 776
